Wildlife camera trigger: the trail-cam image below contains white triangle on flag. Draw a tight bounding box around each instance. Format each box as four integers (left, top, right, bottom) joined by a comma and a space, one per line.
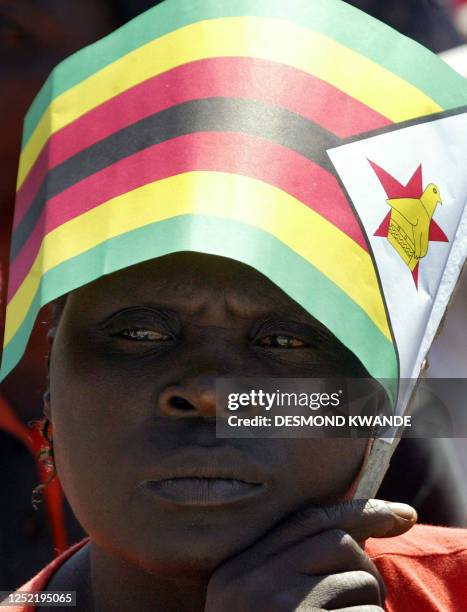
328, 111, 467, 393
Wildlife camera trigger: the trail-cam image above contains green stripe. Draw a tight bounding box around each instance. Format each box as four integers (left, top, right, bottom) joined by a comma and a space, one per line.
21, 0, 467, 148
1, 215, 397, 385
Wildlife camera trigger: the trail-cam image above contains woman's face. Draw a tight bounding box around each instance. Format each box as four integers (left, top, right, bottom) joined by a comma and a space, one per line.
47, 253, 369, 576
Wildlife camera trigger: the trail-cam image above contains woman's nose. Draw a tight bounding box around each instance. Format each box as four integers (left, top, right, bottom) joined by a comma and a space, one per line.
158, 379, 217, 418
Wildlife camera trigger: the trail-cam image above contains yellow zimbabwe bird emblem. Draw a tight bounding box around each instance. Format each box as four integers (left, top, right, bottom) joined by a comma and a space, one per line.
370, 161, 449, 287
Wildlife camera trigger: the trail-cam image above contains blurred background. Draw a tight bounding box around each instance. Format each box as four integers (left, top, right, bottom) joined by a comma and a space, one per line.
1, 0, 466, 591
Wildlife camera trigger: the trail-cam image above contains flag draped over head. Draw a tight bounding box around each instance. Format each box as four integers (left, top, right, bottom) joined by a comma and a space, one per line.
2, 0, 467, 414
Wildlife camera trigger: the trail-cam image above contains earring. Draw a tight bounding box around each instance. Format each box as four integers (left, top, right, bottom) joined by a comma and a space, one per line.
38, 417, 55, 473
31, 417, 57, 510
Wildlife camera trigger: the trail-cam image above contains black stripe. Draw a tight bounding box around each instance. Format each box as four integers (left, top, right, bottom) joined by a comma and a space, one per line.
338, 103, 467, 145
12, 97, 341, 259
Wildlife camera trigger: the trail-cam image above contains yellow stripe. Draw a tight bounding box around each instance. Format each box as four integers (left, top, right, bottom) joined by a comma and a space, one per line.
6, 171, 391, 344
17, 16, 441, 189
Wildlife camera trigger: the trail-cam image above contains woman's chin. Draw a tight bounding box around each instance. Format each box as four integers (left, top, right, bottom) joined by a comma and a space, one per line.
92, 522, 256, 578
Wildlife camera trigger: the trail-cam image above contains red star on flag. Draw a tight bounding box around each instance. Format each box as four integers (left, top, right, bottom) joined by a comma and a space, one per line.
370, 161, 449, 287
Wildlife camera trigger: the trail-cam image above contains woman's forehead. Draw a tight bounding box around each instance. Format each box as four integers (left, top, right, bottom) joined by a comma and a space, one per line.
68, 252, 307, 315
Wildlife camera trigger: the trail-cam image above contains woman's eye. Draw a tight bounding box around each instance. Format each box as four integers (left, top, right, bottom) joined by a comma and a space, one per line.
257, 334, 306, 348
119, 329, 171, 342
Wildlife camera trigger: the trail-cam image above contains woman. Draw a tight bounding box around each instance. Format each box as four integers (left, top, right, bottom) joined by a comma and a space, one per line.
27, 252, 419, 611
2, 0, 467, 609
5, 252, 465, 611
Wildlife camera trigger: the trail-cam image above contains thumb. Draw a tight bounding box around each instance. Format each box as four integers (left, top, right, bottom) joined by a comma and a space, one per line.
255, 499, 417, 555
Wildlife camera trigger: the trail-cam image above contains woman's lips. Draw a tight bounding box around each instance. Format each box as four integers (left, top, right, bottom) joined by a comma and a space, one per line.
140, 477, 266, 506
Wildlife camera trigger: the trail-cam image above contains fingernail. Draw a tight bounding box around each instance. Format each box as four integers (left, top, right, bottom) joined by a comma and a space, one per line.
387, 502, 417, 522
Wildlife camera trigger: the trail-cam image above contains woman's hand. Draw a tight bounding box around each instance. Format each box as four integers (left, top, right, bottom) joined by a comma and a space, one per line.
205, 498, 416, 612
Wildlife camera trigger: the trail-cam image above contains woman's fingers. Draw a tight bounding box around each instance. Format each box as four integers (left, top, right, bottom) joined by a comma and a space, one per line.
276, 529, 386, 598
206, 499, 416, 611
300, 571, 383, 608
238, 498, 417, 561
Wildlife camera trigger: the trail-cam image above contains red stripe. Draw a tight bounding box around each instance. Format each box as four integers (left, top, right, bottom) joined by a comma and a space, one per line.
9, 131, 368, 300
14, 56, 391, 229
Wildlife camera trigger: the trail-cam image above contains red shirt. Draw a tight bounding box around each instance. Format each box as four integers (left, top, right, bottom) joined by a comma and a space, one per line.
5, 524, 467, 611
366, 524, 467, 611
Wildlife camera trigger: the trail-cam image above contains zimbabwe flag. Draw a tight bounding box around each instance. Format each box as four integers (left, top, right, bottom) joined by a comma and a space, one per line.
2, 0, 467, 399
